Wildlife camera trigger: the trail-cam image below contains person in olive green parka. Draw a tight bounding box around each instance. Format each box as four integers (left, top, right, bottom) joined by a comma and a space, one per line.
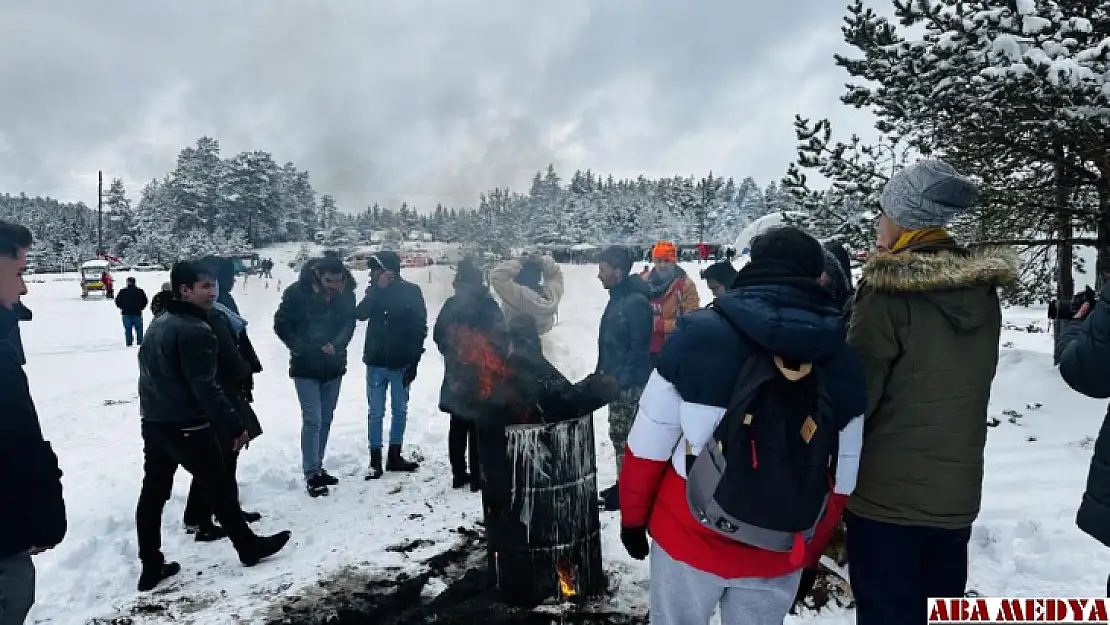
845, 159, 1018, 625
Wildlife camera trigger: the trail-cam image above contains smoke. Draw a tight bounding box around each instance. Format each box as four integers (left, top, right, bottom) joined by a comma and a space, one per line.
0, 0, 865, 210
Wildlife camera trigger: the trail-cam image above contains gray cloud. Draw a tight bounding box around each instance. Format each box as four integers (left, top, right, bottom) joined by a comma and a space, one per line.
0, 0, 877, 210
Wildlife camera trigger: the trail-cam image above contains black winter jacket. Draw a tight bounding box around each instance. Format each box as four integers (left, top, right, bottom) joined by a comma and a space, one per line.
1057, 284, 1110, 548
138, 300, 244, 432
273, 263, 357, 381
208, 310, 263, 440
356, 277, 427, 370
596, 276, 654, 391
434, 284, 509, 419
115, 285, 148, 316
0, 306, 66, 559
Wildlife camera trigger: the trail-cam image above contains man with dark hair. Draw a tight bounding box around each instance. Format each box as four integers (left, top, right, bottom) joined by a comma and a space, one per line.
356, 251, 427, 479
699, 261, 738, 299
0, 220, 66, 624
274, 256, 357, 497
137, 260, 290, 592
115, 276, 149, 346
595, 245, 653, 511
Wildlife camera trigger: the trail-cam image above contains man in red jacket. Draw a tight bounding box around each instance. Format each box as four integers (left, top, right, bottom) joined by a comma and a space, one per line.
619, 227, 866, 624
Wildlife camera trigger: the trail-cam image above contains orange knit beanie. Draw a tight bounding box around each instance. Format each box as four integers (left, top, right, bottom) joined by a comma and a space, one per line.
652, 241, 678, 263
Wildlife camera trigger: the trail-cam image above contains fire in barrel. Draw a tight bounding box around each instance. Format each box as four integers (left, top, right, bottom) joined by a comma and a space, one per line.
451, 315, 616, 607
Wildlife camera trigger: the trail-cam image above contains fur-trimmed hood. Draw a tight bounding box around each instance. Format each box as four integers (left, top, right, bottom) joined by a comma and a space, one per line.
861, 244, 1018, 331
862, 245, 1018, 293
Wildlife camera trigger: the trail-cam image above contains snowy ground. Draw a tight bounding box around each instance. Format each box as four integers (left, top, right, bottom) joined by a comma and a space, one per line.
18, 245, 1110, 624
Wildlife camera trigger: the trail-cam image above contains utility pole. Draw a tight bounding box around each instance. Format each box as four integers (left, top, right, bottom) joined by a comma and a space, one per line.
97, 170, 103, 258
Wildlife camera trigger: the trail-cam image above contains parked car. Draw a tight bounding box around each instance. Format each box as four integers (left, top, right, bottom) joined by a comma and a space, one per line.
133, 262, 162, 272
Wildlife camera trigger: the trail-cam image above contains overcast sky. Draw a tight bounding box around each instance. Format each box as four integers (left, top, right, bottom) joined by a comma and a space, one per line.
0, 1, 879, 212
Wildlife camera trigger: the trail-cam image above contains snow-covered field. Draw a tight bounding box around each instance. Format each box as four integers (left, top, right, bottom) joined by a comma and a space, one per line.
18, 245, 1110, 624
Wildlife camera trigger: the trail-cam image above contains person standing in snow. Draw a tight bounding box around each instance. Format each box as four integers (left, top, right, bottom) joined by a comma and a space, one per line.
594, 246, 653, 512
356, 251, 427, 479
181, 257, 264, 541
489, 253, 564, 336
1056, 286, 1110, 595
699, 261, 738, 300
115, 276, 149, 347
846, 160, 1016, 623
150, 282, 173, 318
433, 259, 508, 492
274, 256, 357, 498
136, 260, 290, 592
640, 241, 700, 365
0, 221, 66, 625
618, 227, 866, 625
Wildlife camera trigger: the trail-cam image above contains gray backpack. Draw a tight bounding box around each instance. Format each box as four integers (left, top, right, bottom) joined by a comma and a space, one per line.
685, 310, 838, 564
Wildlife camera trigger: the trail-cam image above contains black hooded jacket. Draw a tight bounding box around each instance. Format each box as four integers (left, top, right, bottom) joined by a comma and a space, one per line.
0, 305, 66, 559
356, 275, 427, 370
1058, 284, 1110, 548
434, 283, 509, 419
274, 261, 358, 381
596, 275, 654, 391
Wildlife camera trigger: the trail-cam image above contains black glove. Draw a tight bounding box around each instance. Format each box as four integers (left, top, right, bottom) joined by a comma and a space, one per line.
620, 526, 649, 560
403, 362, 418, 388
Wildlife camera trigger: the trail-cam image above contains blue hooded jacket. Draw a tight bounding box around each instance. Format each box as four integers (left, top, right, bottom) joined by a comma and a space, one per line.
656, 279, 866, 429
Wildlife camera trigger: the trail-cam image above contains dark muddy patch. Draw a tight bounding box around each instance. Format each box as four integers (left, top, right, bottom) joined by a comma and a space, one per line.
264, 527, 648, 625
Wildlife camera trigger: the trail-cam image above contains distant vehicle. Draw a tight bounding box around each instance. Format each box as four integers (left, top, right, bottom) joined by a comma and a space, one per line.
133, 262, 162, 272
80, 260, 112, 299
223, 253, 260, 276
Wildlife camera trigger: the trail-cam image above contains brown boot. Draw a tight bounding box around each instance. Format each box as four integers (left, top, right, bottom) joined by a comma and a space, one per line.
386, 444, 419, 472
364, 448, 383, 480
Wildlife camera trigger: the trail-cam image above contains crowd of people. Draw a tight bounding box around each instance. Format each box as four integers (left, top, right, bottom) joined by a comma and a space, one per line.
8, 158, 1110, 624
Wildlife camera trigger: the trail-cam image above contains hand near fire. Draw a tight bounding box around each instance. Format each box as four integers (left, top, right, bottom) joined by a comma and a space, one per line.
583, 373, 620, 404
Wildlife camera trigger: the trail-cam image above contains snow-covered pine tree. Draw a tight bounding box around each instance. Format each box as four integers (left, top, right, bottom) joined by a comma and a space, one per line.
167, 136, 225, 234
103, 178, 137, 256
787, 0, 1110, 301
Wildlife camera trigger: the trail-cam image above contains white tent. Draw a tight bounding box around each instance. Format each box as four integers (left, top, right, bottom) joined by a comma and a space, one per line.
734, 211, 811, 259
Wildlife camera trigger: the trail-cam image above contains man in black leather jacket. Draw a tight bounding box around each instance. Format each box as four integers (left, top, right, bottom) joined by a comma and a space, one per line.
135, 260, 290, 592
0, 221, 65, 624
1057, 285, 1110, 595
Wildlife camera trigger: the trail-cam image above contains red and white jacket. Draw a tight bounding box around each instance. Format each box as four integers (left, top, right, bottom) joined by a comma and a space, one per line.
619, 370, 863, 579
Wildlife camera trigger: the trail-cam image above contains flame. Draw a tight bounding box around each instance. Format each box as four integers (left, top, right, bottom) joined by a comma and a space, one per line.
450, 325, 511, 401
556, 558, 578, 598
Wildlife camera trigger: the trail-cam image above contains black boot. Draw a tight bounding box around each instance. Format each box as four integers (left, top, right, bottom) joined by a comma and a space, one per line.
365, 448, 383, 480
137, 560, 182, 592
242, 511, 262, 524
239, 530, 292, 567
452, 473, 470, 489
386, 444, 419, 472
193, 524, 228, 542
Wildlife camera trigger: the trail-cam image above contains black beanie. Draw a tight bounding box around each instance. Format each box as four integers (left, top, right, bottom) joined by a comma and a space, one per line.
749, 226, 825, 279
598, 246, 634, 276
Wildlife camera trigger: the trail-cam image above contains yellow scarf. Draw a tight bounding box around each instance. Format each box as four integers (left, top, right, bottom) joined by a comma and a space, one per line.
891, 227, 950, 253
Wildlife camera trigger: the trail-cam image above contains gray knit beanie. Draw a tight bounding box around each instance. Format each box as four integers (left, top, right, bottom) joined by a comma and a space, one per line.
880, 159, 979, 230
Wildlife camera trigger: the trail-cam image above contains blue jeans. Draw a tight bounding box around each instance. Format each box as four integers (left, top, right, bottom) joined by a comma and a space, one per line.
366, 367, 409, 450
295, 377, 343, 479
123, 315, 144, 346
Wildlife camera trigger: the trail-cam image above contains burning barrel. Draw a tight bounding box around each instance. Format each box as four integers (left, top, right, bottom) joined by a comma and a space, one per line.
478, 414, 606, 607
